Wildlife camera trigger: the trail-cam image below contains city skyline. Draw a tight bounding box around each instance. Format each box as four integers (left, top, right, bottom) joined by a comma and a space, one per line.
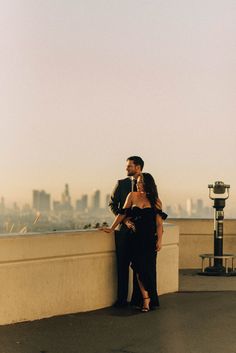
0, 182, 232, 219
0, 182, 233, 236
1, 176, 235, 218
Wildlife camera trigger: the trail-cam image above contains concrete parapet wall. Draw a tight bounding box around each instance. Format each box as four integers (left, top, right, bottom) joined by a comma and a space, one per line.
168, 219, 236, 269
0, 224, 179, 325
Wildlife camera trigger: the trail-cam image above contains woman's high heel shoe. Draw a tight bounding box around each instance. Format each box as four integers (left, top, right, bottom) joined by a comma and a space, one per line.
141, 297, 150, 312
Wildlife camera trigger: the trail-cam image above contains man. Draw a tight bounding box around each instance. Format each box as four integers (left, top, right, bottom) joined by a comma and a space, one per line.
109, 156, 147, 307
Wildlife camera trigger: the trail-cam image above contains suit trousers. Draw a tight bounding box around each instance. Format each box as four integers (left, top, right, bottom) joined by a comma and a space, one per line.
114, 228, 141, 304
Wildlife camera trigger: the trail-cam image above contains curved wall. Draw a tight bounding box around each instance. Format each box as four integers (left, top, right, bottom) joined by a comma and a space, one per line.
0, 224, 179, 325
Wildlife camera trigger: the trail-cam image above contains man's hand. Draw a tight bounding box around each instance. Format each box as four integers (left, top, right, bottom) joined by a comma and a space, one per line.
124, 220, 136, 232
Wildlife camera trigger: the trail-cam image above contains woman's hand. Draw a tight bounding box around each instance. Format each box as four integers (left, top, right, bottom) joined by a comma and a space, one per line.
99, 227, 114, 233
156, 239, 162, 251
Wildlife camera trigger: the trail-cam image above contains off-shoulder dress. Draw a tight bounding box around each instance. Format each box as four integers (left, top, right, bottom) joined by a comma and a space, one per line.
119, 206, 168, 307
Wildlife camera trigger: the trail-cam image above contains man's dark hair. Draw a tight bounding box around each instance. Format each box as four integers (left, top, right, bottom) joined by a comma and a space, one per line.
127, 156, 144, 170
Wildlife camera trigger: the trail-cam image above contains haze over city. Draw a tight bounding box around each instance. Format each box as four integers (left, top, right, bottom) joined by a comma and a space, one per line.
1, 1, 236, 217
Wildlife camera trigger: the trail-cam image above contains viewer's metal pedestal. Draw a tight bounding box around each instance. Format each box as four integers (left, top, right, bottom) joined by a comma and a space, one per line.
199, 254, 236, 276
198, 181, 236, 276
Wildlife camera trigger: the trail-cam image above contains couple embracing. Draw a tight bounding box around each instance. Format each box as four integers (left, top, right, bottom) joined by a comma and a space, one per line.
101, 156, 167, 313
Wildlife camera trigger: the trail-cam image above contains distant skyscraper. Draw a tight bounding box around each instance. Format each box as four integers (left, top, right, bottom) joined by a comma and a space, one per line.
76, 194, 88, 212
91, 190, 100, 210
62, 183, 71, 204
61, 184, 72, 211
186, 198, 193, 216
0, 197, 5, 214
196, 199, 204, 217
52, 184, 73, 212
33, 190, 50, 211
105, 194, 111, 209
81, 194, 88, 210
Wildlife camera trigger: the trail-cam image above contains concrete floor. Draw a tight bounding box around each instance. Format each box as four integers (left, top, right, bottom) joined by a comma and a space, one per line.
0, 272, 236, 353
179, 269, 236, 291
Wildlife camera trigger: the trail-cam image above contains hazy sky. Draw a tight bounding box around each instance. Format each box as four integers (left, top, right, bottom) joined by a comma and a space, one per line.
1, 1, 236, 214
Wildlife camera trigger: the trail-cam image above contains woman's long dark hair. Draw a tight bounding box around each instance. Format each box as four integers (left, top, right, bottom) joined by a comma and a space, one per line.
141, 173, 159, 208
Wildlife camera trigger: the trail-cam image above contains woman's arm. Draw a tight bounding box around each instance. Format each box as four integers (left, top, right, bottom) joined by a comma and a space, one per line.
101, 192, 133, 233
156, 214, 163, 251
106, 214, 126, 232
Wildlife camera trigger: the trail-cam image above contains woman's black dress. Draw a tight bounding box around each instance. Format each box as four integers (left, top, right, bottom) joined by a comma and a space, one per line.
120, 206, 168, 308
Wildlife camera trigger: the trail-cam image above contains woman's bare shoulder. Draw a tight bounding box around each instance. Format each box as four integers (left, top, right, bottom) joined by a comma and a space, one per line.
127, 191, 137, 197
130, 191, 139, 196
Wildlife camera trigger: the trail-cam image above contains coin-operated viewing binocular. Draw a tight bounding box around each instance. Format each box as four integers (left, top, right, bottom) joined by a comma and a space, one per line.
199, 181, 236, 276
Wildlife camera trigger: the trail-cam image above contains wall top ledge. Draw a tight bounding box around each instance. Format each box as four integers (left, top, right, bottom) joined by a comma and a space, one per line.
0, 225, 179, 263
0, 222, 175, 239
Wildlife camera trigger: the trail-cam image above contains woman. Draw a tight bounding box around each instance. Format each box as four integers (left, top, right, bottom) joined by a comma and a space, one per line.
102, 173, 167, 312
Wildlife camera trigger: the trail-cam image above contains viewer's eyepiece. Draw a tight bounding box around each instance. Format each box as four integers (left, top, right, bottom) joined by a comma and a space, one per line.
208, 181, 230, 200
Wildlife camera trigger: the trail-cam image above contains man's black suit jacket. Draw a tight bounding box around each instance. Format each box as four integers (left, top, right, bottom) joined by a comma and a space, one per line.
109, 177, 132, 232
